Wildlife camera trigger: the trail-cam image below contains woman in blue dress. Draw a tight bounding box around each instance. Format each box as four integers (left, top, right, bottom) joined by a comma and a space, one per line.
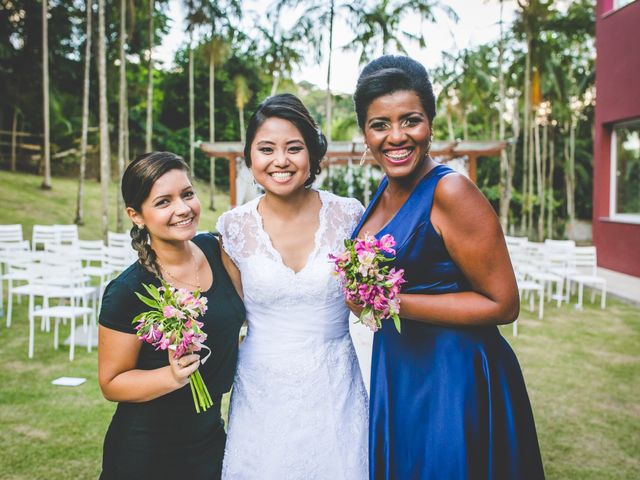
350, 56, 544, 479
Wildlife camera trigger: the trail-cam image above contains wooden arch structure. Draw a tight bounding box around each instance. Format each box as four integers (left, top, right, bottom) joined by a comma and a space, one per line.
200, 140, 507, 208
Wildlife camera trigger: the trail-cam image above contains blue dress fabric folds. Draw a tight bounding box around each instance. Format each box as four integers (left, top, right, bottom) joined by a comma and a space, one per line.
352, 164, 544, 480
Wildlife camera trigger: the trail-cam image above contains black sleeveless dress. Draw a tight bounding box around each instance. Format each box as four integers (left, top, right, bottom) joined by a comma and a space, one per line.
99, 233, 245, 480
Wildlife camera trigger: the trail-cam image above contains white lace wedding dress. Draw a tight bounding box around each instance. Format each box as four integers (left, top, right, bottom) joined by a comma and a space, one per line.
216, 190, 369, 480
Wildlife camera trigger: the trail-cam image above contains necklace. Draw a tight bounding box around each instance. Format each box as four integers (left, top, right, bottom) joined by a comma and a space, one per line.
157, 246, 201, 290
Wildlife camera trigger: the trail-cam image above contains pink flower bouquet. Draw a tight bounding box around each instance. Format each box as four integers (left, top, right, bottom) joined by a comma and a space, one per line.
132, 280, 213, 413
329, 233, 406, 333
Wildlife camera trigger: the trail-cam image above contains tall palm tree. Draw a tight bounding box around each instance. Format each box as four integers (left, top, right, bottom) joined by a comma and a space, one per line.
117, 0, 128, 231
41, 0, 52, 190
202, 0, 240, 210
98, 0, 111, 240
277, 0, 339, 140
146, 0, 154, 152
233, 74, 252, 144
346, 0, 458, 64
184, 3, 207, 173
256, 6, 310, 96
75, 0, 93, 225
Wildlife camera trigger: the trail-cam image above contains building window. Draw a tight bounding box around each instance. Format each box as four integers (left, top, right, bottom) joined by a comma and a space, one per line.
611, 120, 640, 222
613, 0, 636, 9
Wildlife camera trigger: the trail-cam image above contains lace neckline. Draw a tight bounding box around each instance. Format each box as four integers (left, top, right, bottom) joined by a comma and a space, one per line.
251, 190, 328, 275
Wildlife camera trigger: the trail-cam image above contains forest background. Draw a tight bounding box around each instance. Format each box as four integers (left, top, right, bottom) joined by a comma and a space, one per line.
0, 0, 595, 241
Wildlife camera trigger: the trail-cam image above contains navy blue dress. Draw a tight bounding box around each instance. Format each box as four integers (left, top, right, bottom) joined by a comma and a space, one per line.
353, 165, 544, 480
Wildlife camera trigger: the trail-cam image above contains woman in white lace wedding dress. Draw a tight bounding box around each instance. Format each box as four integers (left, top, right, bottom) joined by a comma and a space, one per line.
216, 94, 368, 479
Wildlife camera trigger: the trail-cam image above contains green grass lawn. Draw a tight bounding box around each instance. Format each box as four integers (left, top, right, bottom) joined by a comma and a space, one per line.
0, 170, 229, 240
0, 171, 639, 479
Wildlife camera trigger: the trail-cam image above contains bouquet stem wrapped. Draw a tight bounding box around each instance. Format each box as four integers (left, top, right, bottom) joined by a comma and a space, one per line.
329, 234, 406, 333
132, 280, 213, 413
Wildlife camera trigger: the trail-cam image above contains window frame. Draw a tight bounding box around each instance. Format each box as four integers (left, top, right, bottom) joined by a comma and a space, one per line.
609, 118, 640, 225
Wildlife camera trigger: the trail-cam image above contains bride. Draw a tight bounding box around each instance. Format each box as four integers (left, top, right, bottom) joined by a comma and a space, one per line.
216, 93, 368, 479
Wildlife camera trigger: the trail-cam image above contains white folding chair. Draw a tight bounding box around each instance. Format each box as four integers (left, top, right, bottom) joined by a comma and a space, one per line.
27, 264, 97, 361
107, 231, 130, 249
0, 224, 24, 243
0, 239, 30, 319
567, 246, 607, 310
4, 250, 38, 327
514, 271, 544, 336
32, 225, 60, 251
53, 224, 79, 246
104, 246, 137, 279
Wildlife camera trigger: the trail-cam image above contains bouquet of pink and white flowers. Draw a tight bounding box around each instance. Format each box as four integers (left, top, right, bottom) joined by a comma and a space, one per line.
329, 233, 406, 333
132, 280, 213, 413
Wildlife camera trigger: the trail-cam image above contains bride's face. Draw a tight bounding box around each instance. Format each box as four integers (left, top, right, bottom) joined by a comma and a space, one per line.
249, 117, 311, 196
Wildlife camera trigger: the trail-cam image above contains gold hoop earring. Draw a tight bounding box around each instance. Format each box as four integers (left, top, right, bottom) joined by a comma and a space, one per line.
359, 146, 369, 166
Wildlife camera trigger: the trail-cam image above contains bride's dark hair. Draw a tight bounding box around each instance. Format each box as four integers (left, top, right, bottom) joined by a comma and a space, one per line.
243, 93, 327, 187
121, 151, 190, 276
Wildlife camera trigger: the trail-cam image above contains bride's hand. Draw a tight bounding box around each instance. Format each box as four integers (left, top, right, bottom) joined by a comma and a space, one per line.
345, 299, 364, 317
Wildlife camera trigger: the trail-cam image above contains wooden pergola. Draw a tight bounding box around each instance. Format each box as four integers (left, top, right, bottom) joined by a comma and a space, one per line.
200, 140, 507, 208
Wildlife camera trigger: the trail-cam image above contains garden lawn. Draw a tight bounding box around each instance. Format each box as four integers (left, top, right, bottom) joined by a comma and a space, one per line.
0, 170, 229, 240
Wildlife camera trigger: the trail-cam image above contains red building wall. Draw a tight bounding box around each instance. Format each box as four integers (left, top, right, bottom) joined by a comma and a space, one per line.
593, 0, 640, 277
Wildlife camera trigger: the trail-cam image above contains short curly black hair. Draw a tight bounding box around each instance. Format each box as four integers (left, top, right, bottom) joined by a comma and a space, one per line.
353, 55, 436, 130
244, 93, 327, 188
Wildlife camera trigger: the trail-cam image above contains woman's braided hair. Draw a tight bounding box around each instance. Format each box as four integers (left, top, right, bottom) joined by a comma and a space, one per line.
121, 151, 189, 277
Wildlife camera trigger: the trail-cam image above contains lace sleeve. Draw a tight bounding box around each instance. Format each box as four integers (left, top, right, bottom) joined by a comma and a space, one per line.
215, 212, 241, 266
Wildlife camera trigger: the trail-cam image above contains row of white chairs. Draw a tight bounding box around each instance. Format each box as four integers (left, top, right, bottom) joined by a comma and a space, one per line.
506, 236, 607, 336
0, 227, 136, 360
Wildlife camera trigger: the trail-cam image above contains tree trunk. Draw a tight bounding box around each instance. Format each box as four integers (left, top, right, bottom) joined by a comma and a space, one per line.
209, 43, 216, 211
188, 28, 195, 172
145, 0, 154, 152
565, 118, 576, 238
497, 0, 509, 231
239, 106, 245, 144
507, 96, 519, 234
520, 42, 531, 234
547, 128, 555, 238
271, 72, 280, 97
11, 108, 17, 172
41, 0, 52, 190
462, 110, 469, 140
117, 0, 127, 232
325, 0, 335, 142
447, 111, 454, 141
527, 122, 534, 236
75, 0, 92, 226
98, 0, 111, 240
535, 122, 543, 240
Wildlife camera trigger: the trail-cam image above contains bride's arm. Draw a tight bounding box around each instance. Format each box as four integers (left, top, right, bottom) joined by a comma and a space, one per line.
398, 174, 519, 327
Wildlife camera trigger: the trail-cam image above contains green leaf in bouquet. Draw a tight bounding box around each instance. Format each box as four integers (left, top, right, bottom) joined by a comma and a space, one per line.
141, 283, 163, 302
390, 312, 402, 334
134, 291, 160, 309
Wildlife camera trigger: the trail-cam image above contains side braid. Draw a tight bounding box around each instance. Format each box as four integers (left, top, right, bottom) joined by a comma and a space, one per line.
130, 225, 161, 278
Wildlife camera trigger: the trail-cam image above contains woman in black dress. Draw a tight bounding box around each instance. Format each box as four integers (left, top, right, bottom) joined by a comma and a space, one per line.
98, 152, 245, 479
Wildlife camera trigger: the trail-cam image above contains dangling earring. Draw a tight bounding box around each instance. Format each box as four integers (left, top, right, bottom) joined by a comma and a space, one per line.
137, 224, 145, 231
426, 136, 433, 156
360, 145, 369, 166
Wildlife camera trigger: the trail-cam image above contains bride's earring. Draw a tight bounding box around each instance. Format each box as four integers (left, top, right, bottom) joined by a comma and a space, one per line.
359, 145, 369, 166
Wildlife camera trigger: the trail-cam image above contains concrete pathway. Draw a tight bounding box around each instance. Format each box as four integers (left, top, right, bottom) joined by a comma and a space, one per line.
599, 268, 640, 306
